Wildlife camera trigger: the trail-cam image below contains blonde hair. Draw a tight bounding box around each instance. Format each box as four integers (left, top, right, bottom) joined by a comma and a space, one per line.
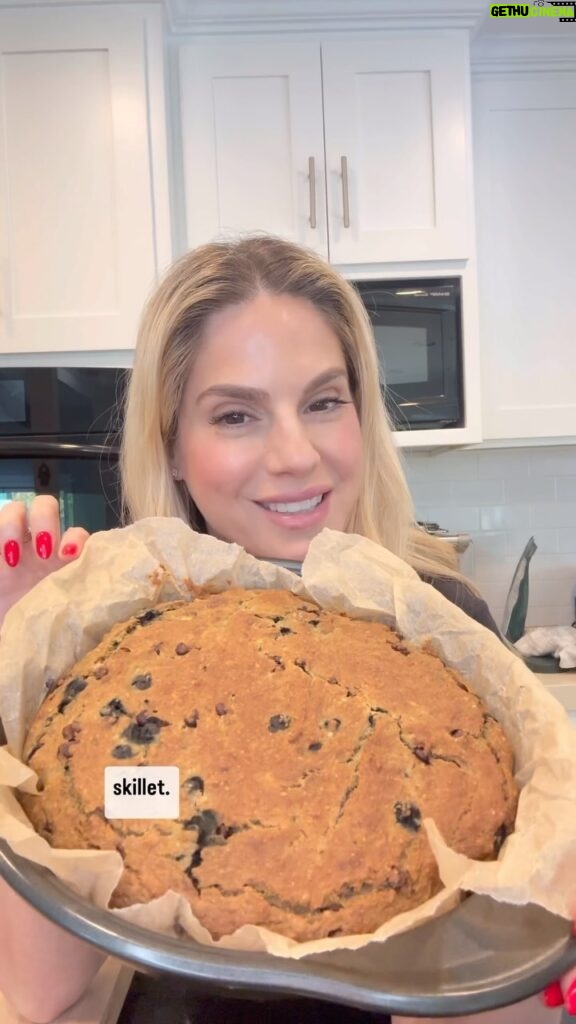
121, 235, 459, 579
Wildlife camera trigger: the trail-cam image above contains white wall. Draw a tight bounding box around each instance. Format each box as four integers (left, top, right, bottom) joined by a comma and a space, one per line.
403, 445, 576, 632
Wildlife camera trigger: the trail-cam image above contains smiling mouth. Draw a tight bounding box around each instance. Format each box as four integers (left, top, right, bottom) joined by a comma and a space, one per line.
258, 493, 326, 514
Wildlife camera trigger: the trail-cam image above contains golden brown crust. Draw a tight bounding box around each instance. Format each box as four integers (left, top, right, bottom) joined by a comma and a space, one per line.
21, 588, 518, 941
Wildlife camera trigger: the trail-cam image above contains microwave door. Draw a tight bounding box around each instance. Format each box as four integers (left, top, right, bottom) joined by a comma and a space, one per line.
0, 438, 121, 531
374, 311, 462, 430
353, 277, 464, 430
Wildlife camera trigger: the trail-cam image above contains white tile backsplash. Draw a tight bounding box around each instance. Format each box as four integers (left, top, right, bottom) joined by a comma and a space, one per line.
529, 448, 576, 475
558, 528, 576, 553
452, 478, 505, 506
417, 505, 481, 532
406, 450, 479, 481
479, 504, 532, 531
467, 530, 509, 559
410, 481, 458, 506
532, 501, 576, 528
502, 477, 556, 503
523, 527, 558, 553
556, 477, 576, 501
404, 445, 576, 628
528, 576, 575, 604
476, 449, 531, 478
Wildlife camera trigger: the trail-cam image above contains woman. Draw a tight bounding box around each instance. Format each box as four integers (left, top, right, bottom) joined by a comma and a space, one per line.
0, 236, 572, 1022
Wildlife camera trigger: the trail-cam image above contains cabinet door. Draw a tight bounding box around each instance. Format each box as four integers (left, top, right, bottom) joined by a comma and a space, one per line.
179, 41, 327, 256
473, 73, 576, 440
322, 37, 472, 265
0, 7, 169, 354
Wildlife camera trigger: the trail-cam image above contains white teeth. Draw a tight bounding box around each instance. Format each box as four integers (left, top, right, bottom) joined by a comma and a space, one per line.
263, 495, 323, 514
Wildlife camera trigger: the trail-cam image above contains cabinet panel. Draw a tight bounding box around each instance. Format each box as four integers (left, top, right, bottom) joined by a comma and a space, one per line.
179, 41, 327, 256
353, 69, 436, 234
5, 50, 117, 318
322, 37, 472, 264
212, 76, 294, 234
473, 74, 576, 440
0, 7, 169, 354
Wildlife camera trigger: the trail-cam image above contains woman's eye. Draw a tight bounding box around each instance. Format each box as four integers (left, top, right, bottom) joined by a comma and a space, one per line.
307, 397, 350, 414
209, 410, 254, 427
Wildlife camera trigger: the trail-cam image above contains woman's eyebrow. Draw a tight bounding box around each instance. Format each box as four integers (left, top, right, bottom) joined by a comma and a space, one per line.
302, 368, 348, 396
196, 368, 348, 405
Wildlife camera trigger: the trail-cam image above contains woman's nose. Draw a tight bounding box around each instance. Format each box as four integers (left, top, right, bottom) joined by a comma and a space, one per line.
262, 417, 321, 475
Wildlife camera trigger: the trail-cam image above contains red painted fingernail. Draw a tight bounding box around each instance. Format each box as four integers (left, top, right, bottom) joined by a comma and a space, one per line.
60, 543, 78, 557
542, 981, 564, 1008
566, 979, 576, 1015
35, 530, 53, 560
3, 540, 20, 568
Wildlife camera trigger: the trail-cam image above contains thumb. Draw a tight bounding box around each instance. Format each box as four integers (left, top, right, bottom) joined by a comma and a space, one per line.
560, 964, 576, 1016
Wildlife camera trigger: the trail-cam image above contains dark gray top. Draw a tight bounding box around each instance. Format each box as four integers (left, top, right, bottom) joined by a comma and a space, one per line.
421, 574, 502, 639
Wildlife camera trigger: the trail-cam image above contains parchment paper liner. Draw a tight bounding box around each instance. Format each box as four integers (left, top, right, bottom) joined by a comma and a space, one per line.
1, 520, 575, 960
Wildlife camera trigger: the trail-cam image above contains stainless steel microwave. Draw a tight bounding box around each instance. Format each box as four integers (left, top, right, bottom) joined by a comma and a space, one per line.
352, 278, 464, 431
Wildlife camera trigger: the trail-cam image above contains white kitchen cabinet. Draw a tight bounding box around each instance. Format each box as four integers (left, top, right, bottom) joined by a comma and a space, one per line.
179, 33, 473, 265
179, 41, 328, 257
0, 5, 171, 355
473, 71, 576, 440
321, 37, 472, 265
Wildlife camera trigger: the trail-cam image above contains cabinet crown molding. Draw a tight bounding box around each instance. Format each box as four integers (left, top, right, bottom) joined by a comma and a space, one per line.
472, 33, 576, 72
165, 0, 486, 35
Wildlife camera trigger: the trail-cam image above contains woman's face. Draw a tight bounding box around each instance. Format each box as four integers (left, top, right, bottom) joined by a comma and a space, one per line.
173, 291, 364, 561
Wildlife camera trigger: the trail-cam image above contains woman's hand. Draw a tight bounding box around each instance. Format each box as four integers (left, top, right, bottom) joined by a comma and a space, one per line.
0, 496, 89, 632
0, 877, 105, 1023
392, 922, 576, 1023
542, 912, 576, 1013
543, 965, 576, 1014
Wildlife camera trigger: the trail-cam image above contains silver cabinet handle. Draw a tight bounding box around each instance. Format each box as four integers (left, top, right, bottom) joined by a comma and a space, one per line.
341, 155, 350, 228
308, 156, 316, 229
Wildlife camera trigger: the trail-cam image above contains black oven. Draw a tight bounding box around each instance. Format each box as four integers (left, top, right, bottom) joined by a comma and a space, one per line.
352, 278, 464, 430
0, 368, 127, 532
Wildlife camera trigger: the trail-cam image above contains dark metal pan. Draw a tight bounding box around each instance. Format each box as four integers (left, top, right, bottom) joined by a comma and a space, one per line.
1, 838, 575, 1017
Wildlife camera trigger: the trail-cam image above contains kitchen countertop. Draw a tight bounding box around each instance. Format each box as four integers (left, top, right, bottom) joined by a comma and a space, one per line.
534, 671, 576, 715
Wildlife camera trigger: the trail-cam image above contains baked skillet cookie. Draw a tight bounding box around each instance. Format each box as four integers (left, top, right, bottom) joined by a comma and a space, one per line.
20, 587, 519, 943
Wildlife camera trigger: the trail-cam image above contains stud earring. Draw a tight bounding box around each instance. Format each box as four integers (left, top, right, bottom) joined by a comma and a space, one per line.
171, 468, 179, 480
